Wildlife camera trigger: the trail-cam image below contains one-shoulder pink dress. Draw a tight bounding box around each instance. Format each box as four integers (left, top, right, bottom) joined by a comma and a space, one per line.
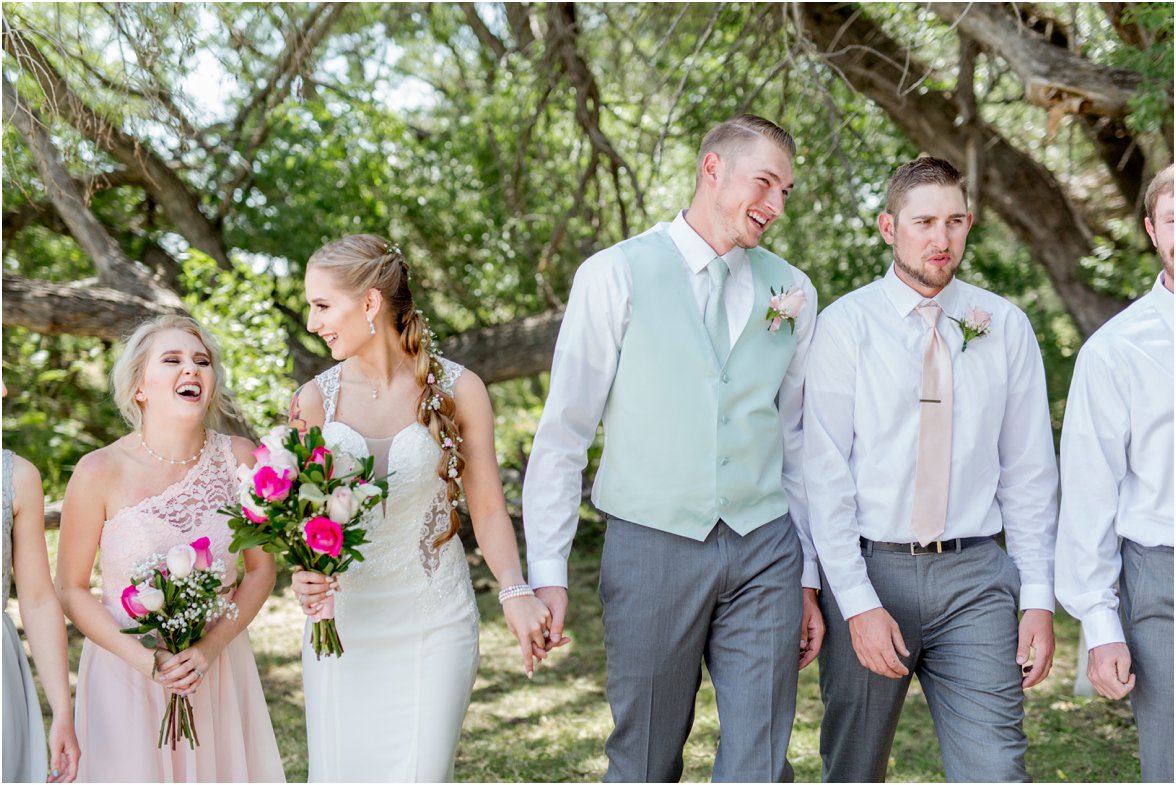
74, 432, 285, 782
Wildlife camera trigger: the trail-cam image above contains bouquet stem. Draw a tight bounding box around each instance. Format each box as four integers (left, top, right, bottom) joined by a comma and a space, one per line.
312, 618, 345, 659
159, 693, 199, 750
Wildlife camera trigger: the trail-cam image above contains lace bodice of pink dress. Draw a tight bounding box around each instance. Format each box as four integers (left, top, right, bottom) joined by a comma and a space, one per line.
75, 432, 285, 783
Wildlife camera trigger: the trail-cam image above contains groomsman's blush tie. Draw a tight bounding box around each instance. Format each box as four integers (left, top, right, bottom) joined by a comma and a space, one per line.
912, 301, 952, 545
704, 258, 731, 363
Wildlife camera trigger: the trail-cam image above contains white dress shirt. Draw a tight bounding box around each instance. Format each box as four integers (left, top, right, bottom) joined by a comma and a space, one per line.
1055, 273, 1174, 649
523, 211, 820, 589
804, 266, 1059, 620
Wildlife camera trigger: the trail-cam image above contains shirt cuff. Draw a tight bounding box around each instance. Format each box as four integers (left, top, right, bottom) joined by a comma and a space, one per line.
527, 557, 568, 589
1018, 583, 1056, 613
1081, 609, 1127, 650
831, 583, 882, 621
801, 560, 820, 591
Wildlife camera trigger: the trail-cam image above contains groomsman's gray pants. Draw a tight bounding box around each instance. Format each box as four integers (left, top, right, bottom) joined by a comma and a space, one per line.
817, 539, 1028, 783
599, 514, 803, 783
1120, 540, 1174, 783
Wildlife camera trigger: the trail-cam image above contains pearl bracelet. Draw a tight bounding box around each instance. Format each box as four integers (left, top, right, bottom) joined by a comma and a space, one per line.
498, 584, 536, 604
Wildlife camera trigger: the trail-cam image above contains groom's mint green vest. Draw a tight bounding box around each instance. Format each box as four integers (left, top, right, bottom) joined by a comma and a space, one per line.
592, 227, 799, 540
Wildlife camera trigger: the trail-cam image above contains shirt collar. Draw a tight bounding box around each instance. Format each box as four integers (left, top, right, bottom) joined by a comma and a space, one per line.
881, 264, 961, 319
668, 210, 748, 277
1150, 271, 1173, 332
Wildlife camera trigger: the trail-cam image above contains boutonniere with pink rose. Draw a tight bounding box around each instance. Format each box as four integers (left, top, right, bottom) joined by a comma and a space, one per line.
120, 537, 238, 750
765, 285, 806, 334
219, 425, 389, 659
948, 307, 992, 351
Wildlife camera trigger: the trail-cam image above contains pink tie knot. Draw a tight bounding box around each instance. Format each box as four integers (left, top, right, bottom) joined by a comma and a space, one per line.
916, 301, 943, 328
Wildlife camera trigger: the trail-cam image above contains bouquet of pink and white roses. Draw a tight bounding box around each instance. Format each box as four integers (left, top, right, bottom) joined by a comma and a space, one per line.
219, 425, 388, 659
120, 536, 238, 750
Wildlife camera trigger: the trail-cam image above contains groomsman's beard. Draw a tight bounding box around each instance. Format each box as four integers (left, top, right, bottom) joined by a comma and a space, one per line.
893, 249, 960, 292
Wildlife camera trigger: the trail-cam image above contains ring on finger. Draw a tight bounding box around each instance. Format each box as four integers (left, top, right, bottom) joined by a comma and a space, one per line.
194, 668, 204, 678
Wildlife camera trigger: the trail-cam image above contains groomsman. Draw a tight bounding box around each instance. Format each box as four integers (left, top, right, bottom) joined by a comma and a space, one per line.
804, 156, 1058, 782
1055, 164, 1173, 783
523, 114, 823, 782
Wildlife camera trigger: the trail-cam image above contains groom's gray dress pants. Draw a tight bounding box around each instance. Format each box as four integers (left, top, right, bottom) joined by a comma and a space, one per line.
817, 539, 1029, 783
599, 513, 803, 783
1120, 540, 1174, 783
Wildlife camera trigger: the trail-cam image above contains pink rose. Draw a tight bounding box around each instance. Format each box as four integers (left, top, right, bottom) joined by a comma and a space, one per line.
121, 584, 149, 618
252, 443, 271, 465
966, 307, 992, 331
306, 447, 333, 478
304, 516, 343, 558
253, 465, 293, 502
190, 536, 213, 570
771, 287, 807, 319
768, 316, 784, 333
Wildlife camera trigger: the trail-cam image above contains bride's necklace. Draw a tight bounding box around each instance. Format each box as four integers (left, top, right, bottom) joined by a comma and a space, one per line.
140, 430, 207, 465
361, 355, 408, 399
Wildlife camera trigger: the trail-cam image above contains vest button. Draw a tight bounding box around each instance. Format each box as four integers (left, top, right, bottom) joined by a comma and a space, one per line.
721, 374, 730, 383
719, 457, 730, 466
718, 496, 730, 506
720, 415, 730, 425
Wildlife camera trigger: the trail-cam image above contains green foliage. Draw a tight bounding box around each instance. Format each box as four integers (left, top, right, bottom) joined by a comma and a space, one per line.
1109, 3, 1175, 135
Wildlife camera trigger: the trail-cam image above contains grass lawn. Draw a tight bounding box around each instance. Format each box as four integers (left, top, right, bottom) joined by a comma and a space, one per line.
15, 533, 1139, 782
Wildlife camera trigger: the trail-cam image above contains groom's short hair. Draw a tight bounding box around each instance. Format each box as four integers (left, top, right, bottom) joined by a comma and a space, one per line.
696, 115, 795, 189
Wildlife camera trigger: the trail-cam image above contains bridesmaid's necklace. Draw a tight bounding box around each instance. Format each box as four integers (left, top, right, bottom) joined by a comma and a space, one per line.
140, 430, 207, 465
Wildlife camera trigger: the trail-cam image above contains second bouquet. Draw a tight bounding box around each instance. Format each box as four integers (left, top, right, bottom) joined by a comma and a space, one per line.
221, 425, 389, 659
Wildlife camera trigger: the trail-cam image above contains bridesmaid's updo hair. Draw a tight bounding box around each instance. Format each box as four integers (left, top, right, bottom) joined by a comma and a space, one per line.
111, 314, 238, 431
307, 235, 465, 546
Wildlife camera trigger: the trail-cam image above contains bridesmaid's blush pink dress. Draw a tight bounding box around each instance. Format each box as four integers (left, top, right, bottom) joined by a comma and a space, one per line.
74, 432, 285, 782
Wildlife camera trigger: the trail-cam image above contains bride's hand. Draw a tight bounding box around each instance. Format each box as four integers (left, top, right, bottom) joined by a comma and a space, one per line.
503, 595, 561, 678
292, 567, 337, 616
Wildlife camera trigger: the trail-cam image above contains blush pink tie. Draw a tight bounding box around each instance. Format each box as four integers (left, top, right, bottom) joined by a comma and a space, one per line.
912, 301, 952, 545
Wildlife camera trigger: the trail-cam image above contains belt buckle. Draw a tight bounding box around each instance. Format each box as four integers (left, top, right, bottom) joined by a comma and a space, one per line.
910, 541, 944, 555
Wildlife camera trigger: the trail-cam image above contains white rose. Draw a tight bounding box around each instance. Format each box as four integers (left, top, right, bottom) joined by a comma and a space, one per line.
333, 451, 360, 479
137, 585, 165, 612
235, 462, 254, 491
239, 488, 268, 521
261, 426, 295, 455
166, 544, 197, 579
267, 448, 300, 473
326, 486, 360, 523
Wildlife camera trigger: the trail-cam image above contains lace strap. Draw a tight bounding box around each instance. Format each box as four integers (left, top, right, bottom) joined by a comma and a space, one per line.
437, 356, 464, 397
313, 364, 343, 424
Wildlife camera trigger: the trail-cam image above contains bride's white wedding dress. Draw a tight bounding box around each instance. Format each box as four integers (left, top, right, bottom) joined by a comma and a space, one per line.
303, 359, 480, 782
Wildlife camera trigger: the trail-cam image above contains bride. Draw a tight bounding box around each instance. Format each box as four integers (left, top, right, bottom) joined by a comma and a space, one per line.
289, 234, 559, 782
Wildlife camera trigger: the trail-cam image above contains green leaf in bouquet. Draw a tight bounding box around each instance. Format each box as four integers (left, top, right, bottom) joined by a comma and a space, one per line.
140, 633, 160, 649
261, 540, 287, 555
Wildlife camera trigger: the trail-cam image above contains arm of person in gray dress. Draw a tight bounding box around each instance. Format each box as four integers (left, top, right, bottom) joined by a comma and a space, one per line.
1055, 338, 1134, 699
12, 454, 79, 782
776, 270, 824, 669
522, 248, 628, 646
155, 437, 278, 696
996, 308, 1059, 689
803, 308, 910, 679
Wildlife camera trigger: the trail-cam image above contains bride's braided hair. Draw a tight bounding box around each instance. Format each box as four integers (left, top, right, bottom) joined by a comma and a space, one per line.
307, 234, 465, 546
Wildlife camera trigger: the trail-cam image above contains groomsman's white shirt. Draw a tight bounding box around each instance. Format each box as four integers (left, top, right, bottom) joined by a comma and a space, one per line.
1055, 273, 1174, 649
522, 211, 819, 589
804, 266, 1058, 620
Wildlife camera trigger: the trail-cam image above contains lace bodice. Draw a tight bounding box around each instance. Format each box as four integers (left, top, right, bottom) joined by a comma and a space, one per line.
99, 432, 240, 613
3, 450, 14, 608
313, 359, 477, 621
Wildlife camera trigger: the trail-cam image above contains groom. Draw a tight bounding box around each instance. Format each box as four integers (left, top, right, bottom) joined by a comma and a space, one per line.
523, 114, 823, 782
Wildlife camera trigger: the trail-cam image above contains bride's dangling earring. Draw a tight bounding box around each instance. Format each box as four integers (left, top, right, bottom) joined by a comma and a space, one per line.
367, 316, 376, 336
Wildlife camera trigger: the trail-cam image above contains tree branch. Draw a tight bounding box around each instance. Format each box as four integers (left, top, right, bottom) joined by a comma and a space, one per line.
2, 274, 182, 340
2, 19, 231, 269
3, 75, 178, 304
